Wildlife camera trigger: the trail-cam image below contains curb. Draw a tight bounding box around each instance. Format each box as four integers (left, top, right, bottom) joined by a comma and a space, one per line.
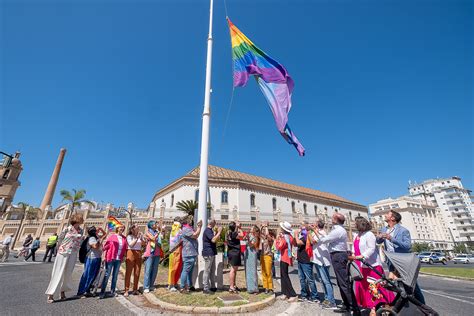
144, 291, 276, 314
119, 266, 276, 314
420, 272, 474, 281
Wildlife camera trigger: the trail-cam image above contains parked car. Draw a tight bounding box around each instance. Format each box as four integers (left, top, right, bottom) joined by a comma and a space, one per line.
452, 254, 472, 264
418, 252, 447, 265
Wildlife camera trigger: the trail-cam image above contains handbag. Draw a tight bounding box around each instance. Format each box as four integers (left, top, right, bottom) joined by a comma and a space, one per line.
348, 261, 364, 281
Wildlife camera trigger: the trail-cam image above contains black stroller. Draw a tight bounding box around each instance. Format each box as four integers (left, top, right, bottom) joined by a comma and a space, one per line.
357, 251, 439, 316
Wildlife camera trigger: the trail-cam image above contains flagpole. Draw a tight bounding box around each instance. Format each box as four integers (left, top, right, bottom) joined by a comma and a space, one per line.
197, 0, 214, 254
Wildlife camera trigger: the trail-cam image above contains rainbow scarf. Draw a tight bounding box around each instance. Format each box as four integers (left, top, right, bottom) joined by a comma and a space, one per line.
107, 216, 123, 232
228, 18, 305, 156
169, 222, 182, 249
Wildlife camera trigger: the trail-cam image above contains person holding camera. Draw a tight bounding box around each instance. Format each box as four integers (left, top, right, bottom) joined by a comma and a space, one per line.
202, 219, 222, 294
260, 221, 274, 294
179, 215, 202, 293
124, 224, 144, 296
227, 221, 243, 293
275, 221, 298, 302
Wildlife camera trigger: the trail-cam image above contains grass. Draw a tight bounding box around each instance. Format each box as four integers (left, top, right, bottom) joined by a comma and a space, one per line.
150, 266, 272, 308
420, 267, 474, 279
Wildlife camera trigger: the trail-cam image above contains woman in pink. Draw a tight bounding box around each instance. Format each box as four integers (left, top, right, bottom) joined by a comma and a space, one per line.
350, 217, 394, 316
99, 224, 127, 298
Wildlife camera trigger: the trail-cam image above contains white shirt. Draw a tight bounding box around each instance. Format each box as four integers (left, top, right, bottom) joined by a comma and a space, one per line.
116, 235, 123, 260
311, 230, 331, 266
318, 224, 348, 253
2, 236, 12, 246
353, 231, 382, 267
385, 227, 396, 252
127, 235, 142, 251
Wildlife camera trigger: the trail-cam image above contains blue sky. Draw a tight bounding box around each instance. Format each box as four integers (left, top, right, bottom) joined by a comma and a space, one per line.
1, 0, 472, 209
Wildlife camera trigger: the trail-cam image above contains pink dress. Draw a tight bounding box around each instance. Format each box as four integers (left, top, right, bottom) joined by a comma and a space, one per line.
354, 237, 394, 309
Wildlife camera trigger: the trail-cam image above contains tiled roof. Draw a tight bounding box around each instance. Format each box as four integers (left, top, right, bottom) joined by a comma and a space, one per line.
186, 165, 363, 207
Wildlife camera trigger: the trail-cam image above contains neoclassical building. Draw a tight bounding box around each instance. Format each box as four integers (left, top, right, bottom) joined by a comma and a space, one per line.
152, 165, 368, 224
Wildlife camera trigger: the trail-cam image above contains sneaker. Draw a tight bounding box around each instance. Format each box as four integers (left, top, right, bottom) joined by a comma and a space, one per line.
298, 296, 308, 302
308, 298, 320, 304
143, 289, 150, 294
169, 287, 177, 292
189, 286, 196, 292
322, 301, 338, 310
333, 307, 350, 313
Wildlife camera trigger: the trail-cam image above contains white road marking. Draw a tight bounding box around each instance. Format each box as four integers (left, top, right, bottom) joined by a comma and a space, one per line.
0, 261, 43, 266
423, 289, 474, 305
276, 301, 299, 316
115, 295, 146, 315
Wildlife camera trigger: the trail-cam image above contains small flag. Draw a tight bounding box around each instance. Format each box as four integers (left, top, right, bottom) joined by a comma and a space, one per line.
228, 18, 305, 156
107, 216, 124, 232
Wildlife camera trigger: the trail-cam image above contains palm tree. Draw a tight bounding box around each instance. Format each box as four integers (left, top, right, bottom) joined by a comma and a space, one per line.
176, 200, 198, 216
176, 200, 212, 217
60, 189, 94, 216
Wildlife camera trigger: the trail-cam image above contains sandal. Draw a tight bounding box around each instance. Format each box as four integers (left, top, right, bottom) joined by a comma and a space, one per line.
47, 295, 54, 303
229, 288, 237, 293
124, 292, 129, 297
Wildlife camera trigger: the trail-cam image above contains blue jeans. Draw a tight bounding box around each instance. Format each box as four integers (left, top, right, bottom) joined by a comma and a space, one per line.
143, 255, 160, 290
77, 257, 101, 295
298, 262, 319, 300
314, 263, 335, 304
180, 256, 196, 289
101, 259, 121, 294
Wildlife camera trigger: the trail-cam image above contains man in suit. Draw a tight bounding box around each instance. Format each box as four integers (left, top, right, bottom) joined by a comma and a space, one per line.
377, 210, 426, 304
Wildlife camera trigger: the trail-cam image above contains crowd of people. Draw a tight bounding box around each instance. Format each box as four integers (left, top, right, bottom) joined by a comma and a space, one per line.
0, 209, 424, 315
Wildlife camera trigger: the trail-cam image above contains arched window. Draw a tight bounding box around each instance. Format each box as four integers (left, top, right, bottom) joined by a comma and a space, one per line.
314, 205, 318, 216
272, 198, 277, 211
221, 191, 228, 204
250, 194, 255, 207
171, 194, 174, 207
291, 201, 295, 213
303, 203, 307, 215
195, 189, 199, 202
2, 169, 10, 179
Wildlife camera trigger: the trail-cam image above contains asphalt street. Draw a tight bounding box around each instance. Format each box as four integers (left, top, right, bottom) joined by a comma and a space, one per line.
0, 252, 473, 316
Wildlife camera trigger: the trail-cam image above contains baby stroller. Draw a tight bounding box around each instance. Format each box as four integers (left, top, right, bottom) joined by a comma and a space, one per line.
358, 251, 439, 316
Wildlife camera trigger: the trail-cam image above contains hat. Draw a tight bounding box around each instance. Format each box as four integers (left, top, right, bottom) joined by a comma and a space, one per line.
279, 221, 293, 233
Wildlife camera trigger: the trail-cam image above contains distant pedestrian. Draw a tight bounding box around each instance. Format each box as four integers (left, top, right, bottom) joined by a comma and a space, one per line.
294, 221, 320, 303
202, 219, 222, 294
45, 214, 84, 303
77, 226, 103, 297
309, 219, 337, 309
100, 224, 127, 298
275, 222, 298, 302
260, 222, 274, 294
178, 215, 202, 293
227, 221, 243, 293
124, 224, 144, 296
245, 225, 260, 294
15, 234, 33, 258
43, 233, 58, 262
0, 234, 14, 262
168, 218, 183, 292
25, 237, 40, 261
143, 220, 164, 293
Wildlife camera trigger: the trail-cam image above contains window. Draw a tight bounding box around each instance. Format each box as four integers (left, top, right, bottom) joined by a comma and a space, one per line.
221, 191, 228, 204
171, 194, 174, 207
251, 216, 256, 221
250, 194, 255, 207
195, 189, 199, 202
221, 214, 229, 220
2, 170, 9, 179
314, 205, 318, 216
303, 203, 307, 215
272, 198, 277, 211
291, 201, 296, 213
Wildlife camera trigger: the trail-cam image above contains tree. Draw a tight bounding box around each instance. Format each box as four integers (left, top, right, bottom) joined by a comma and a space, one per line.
453, 243, 467, 254
11, 202, 42, 250
59, 189, 94, 216
175, 200, 212, 217
411, 242, 432, 253
176, 200, 198, 216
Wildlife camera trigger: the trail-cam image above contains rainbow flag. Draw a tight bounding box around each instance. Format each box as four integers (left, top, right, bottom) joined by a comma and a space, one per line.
228, 18, 305, 156
107, 216, 123, 232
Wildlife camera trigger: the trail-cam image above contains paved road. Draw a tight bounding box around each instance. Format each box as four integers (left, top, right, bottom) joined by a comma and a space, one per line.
1, 252, 473, 316
420, 261, 474, 269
